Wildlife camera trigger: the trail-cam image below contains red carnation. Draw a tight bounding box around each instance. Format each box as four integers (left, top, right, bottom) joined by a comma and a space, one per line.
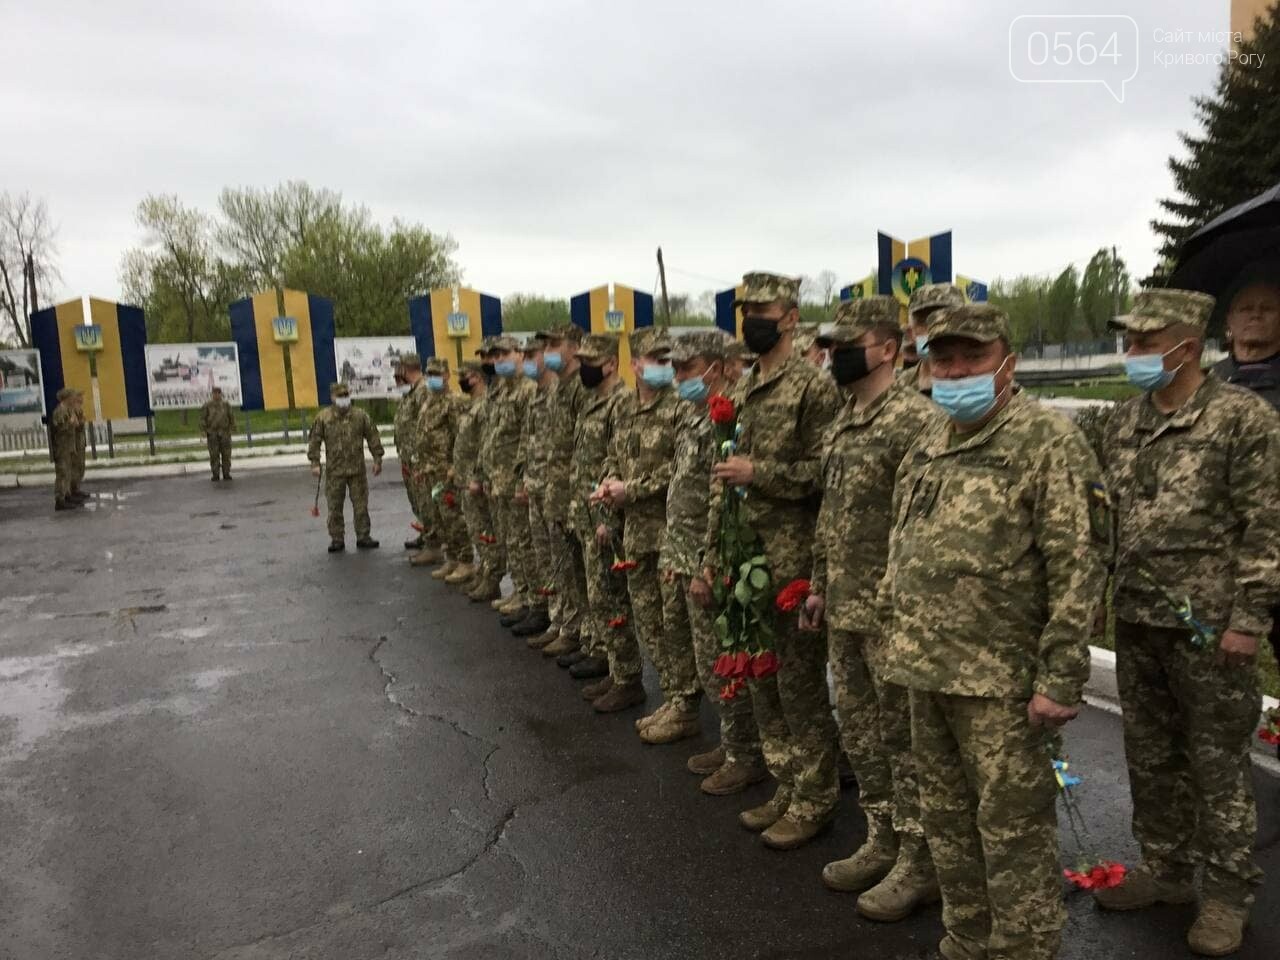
1260, 729, 1280, 746
775, 579, 811, 613
713, 653, 735, 678
750, 650, 780, 679
1064, 861, 1126, 891
708, 395, 736, 425
442, 491, 457, 509
411, 521, 425, 533
719, 677, 747, 702
608, 616, 628, 629
478, 534, 497, 545
611, 559, 639, 573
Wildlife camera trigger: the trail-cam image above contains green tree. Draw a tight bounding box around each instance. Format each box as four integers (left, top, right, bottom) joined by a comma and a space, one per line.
1045, 265, 1080, 342
501, 294, 570, 332
1150, 3, 1280, 280
1078, 248, 1132, 337
989, 274, 1051, 351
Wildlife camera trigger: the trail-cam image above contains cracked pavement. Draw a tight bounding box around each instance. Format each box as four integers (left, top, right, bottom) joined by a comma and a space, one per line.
1, 469, 1278, 959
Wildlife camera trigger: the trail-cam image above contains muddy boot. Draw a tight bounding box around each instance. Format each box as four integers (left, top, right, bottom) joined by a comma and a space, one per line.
1093, 864, 1196, 911
856, 836, 941, 922
568, 656, 609, 679
593, 681, 646, 713
526, 627, 559, 650
701, 759, 769, 796
431, 560, 459, 580
762, 813, 832, 851
409, 546, 444, 566
687, 744, 726, 776
468, 579, 501, 603
1187, 901, 1249, 957
822, 817, 898, 893
511, 608, 551, 636
635, 701, 672, 733
445, 562, 476, 584
582, 676, 613, 701
739, 791, 791, 833
640, 708, 700, 745
542, 632, 579, 657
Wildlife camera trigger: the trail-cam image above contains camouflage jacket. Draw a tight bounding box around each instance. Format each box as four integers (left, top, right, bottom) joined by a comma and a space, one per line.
200, 398, 235, 434
604, 386, 680, 558
703, 356, 840, 581
453, 391, 488, 485
570, 380, 629, 536
660, 399, 716, 577
413, 390, 463, 473
544, 371, 588, 524
307, 407, 384, 477
522, 379, 556, 498
71, 405, 87, 453
49, 401, 77, 459
879, 391, 1108, 704
812, 378, 943, 635
1103, 373, 1280, 637
393, 380, 427, 466
480, 377, 535, 496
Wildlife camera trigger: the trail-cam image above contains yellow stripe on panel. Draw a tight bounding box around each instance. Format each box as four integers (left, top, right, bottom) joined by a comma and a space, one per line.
907, 236, 931, 269
54, 299, 93, 401
253, 290, 290, 411
455, 287, 485, 388
735, 284, 745, 340
892, 237, 906, 269
429, 288, 454, 361
588, 285, 609, 333
87, 298, 127, 419
281, 289, 318, 408
614, 284, 635, 386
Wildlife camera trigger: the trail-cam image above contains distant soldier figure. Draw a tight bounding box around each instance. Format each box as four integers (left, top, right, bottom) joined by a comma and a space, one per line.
900, 283, 965, 396
413, 358, 471, 579
451, 359, 498, 598
49, 387, 83, 511
307, 383, 384, 553
199, 386, 235, 481
69, 388, 88, 499
394, 354, 432, 551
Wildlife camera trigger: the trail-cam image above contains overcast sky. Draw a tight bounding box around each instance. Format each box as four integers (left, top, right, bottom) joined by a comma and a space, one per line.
4, 0, 1237, 304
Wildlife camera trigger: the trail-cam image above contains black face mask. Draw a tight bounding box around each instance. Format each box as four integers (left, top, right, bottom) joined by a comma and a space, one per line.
579, 362, 605, 388
459, 377, 474, 394
742, 315, 783, 356
830, 346, 872, 385
481, 362, 496, 378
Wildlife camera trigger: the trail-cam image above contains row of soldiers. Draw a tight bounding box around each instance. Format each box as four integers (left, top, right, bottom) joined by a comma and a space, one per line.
361, 271, 1278, 960
48, 386, 88, 510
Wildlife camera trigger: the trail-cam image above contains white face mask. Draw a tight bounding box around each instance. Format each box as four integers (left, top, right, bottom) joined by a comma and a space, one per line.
334, 397, 352, 409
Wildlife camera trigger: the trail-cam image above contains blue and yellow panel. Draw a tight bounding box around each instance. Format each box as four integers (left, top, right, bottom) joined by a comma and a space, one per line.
568, 284, 654, 386
228, 288, 336, 410
956, 274, 989, 302
714, 285, 745, 339
30, 297, 149, 420
838, 273, 877, 302
408, 287, 502, 391
877, 231, 953, 304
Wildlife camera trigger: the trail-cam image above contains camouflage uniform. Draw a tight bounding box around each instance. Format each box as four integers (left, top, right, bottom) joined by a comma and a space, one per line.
1102, 290, 1280, 912
521, 360, 556, 621
200, 394, 235, 480
454, 362, 498, 580
662, 332, 762, 762
481, 338, 537, 606
70, 397, 87, 492
394, 364, 429, 529
415, 359, 470, 563
307, 386, 385, 543
705, 273, 841, 824
49, 390, 78, 503
880, 304, 1108, 960
811, 298, 943, 852
571, 336, 632, 661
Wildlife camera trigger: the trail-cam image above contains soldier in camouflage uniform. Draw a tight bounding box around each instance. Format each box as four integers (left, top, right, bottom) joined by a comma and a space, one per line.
665, 331, 767, 791
796, 323, 826, 368
1094, 289, 1280, 957
455, 354, 502, 601
49, 388, 83, 511
802, 296, 945, 919
569, 334, 631, 684
537, 324, 594, 662
880, 303, 1108, 960
413, 358, 471, 580
394, 354, 433, 552
702, 272, 841, 851
199, 386, 235, 481
899, 283, 965, 396
307, 383, 384, 552
594, 327, 688, 717
481, 336, 538, 624
510, 338, 556, 638
723, 340, 756, 386
69, 389, 88, 499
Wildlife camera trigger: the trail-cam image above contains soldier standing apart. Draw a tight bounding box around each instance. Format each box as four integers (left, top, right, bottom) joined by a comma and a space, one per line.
456, 355, 502, 602
899, 283, 965, 396
395, 354, 432, 552
414, 358, 471, 581
69, 388, 88, 499
880, 303, 1107, 960
702, 272, 841, 851
667, 332, 767, 791
510, 338, 556, 639
1095, 290, 1280, 957
307, 383, 384, 553
803, 297, 944, 920
199, 386, 235, 481
568, 334, 630, 684
50, 388, 82, 511
595, 328, 689, 717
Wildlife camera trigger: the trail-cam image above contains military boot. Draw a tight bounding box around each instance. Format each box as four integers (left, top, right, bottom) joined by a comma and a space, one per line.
568, 656, 609, 679
327, 541, 345, 553
822, 817, 898, 893
856, 835, 941, 921
1187, 901, 1249, 957
431, 560, 459, 580
687, 744, 726, 776
498, 606, 528, 628
557, 650, 587, 669
355, 538, 379, 550
635, 701, 672, 732
701, 759, 769, 796
409, 546, 444, 566
542, 632, 579, 657
526, 627, 559, 650
640, 708, 700, 745
739, 791, 791, 832
445, 563, 476, 584
592, 681, 646, 713
582, 676, 613, 700
55, 498, 73, 511
404, 534, 425, 550
468, 579, 501, 603
938, 934, 988, 960
511, 608, 551, 636
1092, 864, 1196, 911
761, 812, 832, 851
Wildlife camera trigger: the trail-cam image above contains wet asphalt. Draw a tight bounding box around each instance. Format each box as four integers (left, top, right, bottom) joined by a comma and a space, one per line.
0, 469, 1277, 960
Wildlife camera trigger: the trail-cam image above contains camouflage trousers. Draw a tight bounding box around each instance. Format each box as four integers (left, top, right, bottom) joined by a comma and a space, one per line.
325, 471, 371, 542
524, 490, 552, 615
400, 462, 424, 528
53, 452, 74, 499
664, 573, 760, 759
829, 630, 922, 838
410, 472, 439, 540
1115, 620, 1263, 907
580, 526, 633, 663
490, 491, 535, 606
545, 519, 585, 641
71, 443, 86, 489
417, 473, 469, 562
206, 431, 232, 478
463, 488, 500, 578
912, 690, 1063, 960
622, 553, 696, 699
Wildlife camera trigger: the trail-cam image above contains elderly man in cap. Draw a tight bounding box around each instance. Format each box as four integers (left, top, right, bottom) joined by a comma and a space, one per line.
199, 386, 236, 481
701, 271, 841, 850
1213, 269, 1280, 411
394, 353, 433, 552
802, 296, 945, 919
879, 302, 1107, 960
412, 358, 471, 580
457, 351, 502, 601
510, 335, 557, 638
307, 383, 384, 552
900, 283, 966, 396
664, 331, 767, 789
1094, 289, 1280, 956
49, 387, 83, 511
568, 333, 631, 684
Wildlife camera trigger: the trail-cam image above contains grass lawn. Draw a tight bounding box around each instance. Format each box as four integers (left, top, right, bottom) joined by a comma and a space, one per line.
1026, 380, 1141, 403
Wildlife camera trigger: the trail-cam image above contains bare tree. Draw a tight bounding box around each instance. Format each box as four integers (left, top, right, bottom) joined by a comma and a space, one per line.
0, 192, 61, 347
217, 181, 342, 289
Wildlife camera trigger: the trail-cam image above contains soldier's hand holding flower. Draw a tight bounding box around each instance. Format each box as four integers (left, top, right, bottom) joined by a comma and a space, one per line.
690, 575, 714, 609
1216, 629, 1257, 668
468, 481, 482, 496
371, 461, 382, 477
595, 523, 610, 547
1028, 692, 1079, 729
712, 455, 754, 487
799, 593, 825, 632
603, 479, 627, 505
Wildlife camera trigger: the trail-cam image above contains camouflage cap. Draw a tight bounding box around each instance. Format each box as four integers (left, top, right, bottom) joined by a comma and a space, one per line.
908, 283, 966, 320
630, 327, 673, 358
669, 331, 730, 363
459, 359, 484, 375
733, 271, 801, 307
576, 333, 621, 362
926, 303, 1010, 345
794, 324, 821, 353
488, 335, 521, 353
55, 387, 73, 401
724, 340, 757, 362
1110, 288, 1215, 334
818, 296, 900, 346
331, 382, 351, 397
535, 323, 585, 344
425, 357, 450, 375
398, 352, 421, 370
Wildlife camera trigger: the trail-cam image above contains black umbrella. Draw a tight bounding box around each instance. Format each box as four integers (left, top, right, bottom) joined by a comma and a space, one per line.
1168, 181, 1280, 298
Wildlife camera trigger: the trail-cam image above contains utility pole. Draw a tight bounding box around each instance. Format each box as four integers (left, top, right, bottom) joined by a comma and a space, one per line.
24, 253, 38, 346
656, 247, 671, 327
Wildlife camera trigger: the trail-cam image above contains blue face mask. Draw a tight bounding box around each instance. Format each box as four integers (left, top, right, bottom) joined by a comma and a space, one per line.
677, 374, 709, 404
494, 359, 517, 378
522, 360, 540, 378
641, 363, 674, 389
932, 356, 1011, 423
426, 375, 445, 392
544, 351, 563, 372
1124, 342, 1186, 391
915, 335, 930, 359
